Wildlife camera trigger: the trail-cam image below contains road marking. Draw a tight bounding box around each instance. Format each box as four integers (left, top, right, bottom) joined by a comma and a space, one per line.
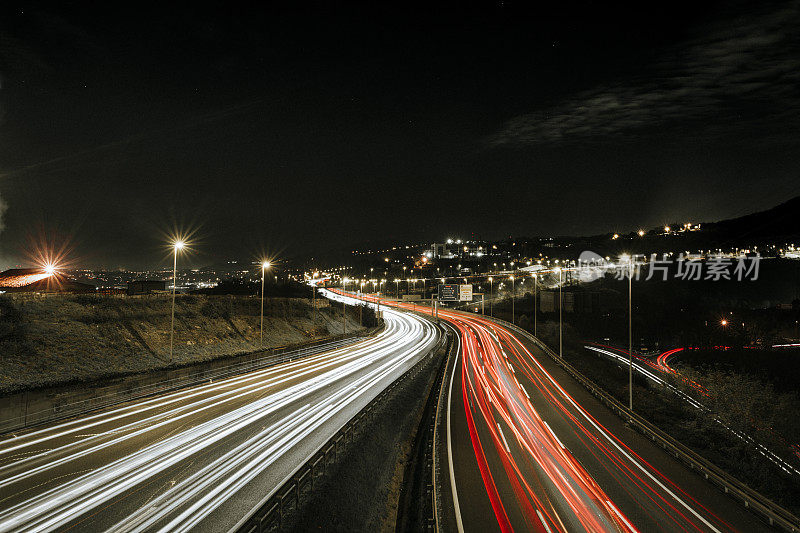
447, 340, 465, 533
520, 384, 530, 399
496, 423, 511, 453
542, 421, 566, 450
536, 509, 554, 533
607, 500, 638, 532
521, 334, 722, 533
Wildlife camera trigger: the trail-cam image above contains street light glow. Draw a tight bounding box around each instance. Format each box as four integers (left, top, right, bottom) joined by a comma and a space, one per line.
262, 261, 271, 269
174, 240, 185, 250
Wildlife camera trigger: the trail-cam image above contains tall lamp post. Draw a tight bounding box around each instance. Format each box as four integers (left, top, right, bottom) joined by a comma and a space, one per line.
627, 256, 634, 410
260, 261, 271, 346
169, 240, 185, 363
556, 268, 563, 358
488, 277, 493, 317
312, 281, 317, 337
533, 273, 537, 337
510, 275, 515, 325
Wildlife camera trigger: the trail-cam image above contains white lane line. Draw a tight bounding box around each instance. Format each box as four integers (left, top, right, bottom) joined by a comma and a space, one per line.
607, 500, 638, 532
542, 421, 566, 450
536, 509, 554, 533
447, 340, 465, 533
496, 423, 511, 453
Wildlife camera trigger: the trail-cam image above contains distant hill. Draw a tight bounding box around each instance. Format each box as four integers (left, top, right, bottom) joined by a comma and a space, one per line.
703, 196, 800, 241
0, 269, 94, 293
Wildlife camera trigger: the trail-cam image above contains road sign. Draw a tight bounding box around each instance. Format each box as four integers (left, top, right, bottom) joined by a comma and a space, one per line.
459, 284, 473, 301
438, 284, 459, 301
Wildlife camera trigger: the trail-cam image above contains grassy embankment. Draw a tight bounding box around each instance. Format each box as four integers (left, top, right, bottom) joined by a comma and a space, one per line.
0, 293, 367, 395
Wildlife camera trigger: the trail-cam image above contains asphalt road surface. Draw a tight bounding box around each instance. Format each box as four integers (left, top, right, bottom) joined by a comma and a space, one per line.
0, 291, 438, 533
355, 294, 771, 533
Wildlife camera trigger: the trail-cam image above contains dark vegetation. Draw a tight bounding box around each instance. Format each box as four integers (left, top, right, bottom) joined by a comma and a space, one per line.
0, 292, 370, 394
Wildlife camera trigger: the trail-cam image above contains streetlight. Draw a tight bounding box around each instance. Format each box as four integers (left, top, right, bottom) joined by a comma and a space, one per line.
532, 273, 537, 337
488, 277, 493, 317
510, 275, 515, 325
555, 267, 562, 358
260, 261, 271, 346
169, 240, 185, 363
620, 254, 634, 410
395, 278, 400, 299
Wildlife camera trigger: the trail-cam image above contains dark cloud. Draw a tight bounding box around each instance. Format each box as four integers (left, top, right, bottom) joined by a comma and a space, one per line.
489, 3, 800, 146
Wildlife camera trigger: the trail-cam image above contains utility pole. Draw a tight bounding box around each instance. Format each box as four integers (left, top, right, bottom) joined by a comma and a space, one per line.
343, 299, 347, 334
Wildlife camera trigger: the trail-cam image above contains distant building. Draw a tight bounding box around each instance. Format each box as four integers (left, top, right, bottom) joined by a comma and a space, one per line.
127, 280, 167, 295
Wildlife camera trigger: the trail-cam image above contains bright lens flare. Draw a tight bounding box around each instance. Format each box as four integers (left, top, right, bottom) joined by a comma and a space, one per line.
44, 263, 56, 276
174, 241, 185, 250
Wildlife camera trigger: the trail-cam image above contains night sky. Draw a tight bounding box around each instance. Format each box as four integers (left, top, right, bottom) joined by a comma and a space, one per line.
1, 1, 799, 269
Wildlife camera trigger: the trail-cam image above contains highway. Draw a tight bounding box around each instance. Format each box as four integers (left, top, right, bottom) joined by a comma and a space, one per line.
0, 290, 439, 533
353, 294, 772, 532
434, 310, 774, 532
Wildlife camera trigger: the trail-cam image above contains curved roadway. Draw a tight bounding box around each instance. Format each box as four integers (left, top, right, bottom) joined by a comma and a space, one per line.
0, 292, 438, 533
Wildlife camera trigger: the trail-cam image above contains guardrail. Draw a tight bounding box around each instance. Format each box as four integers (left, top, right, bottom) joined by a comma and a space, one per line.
231, 325, 449, 533
0, 328, 381, 434
490, 315, 800, 532
431, 325, 457, 532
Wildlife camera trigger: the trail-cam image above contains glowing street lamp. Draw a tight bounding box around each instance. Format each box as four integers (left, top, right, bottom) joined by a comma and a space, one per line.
488, 276, 493, 317
260, 261, 271, 346
619, 253, 634, 410
555, 268, 562, 358
532, 273, 537, 337
510, 275, 515, 325
169, 240, 186, 363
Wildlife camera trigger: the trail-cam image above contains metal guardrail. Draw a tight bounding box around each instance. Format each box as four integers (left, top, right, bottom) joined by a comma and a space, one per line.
1, 329, 380, 434
231, 325, 449, 533
489, 315, 800, 532
431, 325, 457, 533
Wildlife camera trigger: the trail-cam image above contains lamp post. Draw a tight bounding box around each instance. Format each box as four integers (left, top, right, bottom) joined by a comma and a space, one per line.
312, 281, 316, 337
533, 274, 537, 337
556, 268, 563, 358
488, 277, 493, 317
395, 278, 400, 299
510, 275, 515, 324
628, 257, 633, 410
169, 240, 185, 363
260, 261, 270, 346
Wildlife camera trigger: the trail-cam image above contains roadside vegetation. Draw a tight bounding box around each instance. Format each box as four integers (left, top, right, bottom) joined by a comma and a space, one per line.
0, 293, 374, 395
